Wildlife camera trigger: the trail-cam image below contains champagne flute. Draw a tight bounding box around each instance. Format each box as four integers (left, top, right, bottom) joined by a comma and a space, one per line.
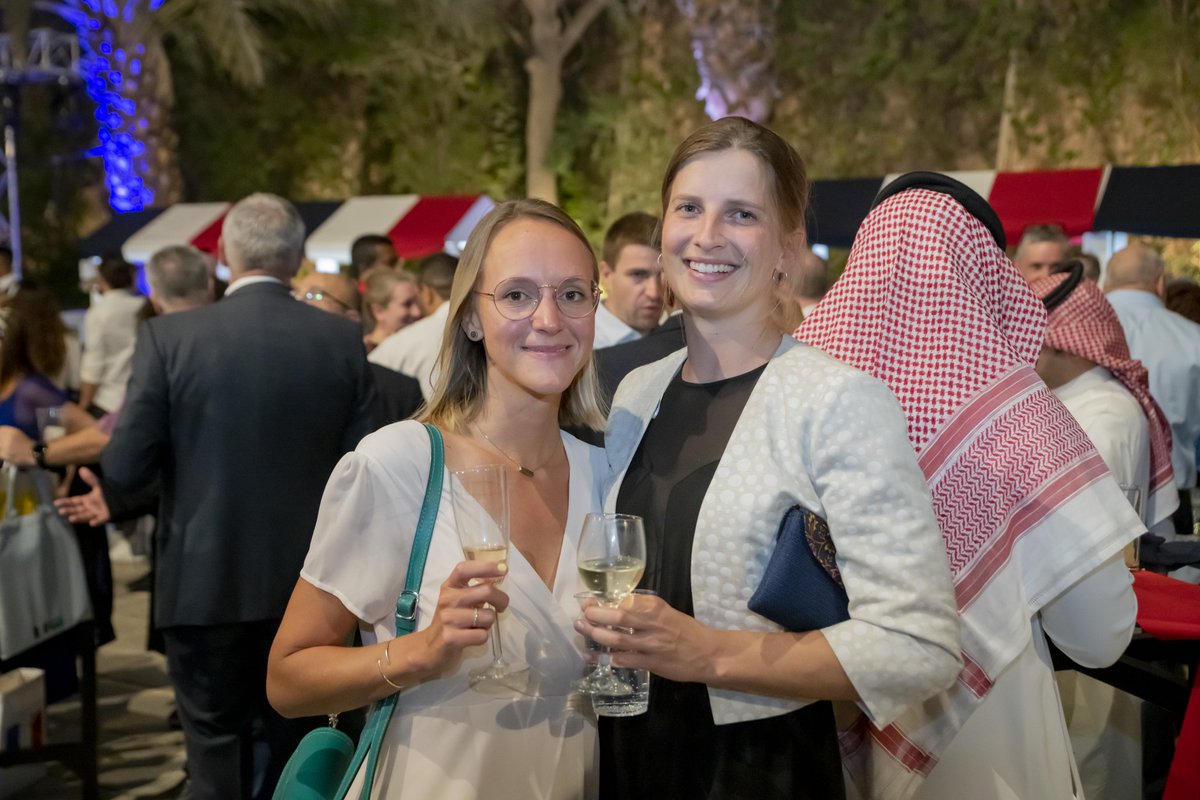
450, 464, 527, 688
574, 513, 646, 696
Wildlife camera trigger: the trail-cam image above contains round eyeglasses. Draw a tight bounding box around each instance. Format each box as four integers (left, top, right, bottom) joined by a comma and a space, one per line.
475, 278, 600, 321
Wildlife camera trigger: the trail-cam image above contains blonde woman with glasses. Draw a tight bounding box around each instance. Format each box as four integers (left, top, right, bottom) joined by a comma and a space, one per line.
268, 199, 608, 798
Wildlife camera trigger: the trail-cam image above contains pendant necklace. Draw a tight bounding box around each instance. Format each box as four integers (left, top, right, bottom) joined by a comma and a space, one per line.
475, 426, 536, 478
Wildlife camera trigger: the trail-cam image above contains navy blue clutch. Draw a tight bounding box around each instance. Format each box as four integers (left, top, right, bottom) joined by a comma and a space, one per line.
748, 506, 850, 631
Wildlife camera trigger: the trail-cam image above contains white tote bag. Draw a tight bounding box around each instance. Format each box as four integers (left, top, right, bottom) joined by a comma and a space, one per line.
0, 466, 93, 660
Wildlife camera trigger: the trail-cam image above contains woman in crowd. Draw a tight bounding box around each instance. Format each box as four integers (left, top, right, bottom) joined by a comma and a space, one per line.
0, 286, 76, 435
268, 198, 608, 798
797, 173, 1140, 799
579, 117, 961, 799
0, 285, 115, 698
362, 267, 423, 352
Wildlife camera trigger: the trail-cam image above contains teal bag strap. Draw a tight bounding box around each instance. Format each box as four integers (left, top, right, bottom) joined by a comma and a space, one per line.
335, 423, 444, 800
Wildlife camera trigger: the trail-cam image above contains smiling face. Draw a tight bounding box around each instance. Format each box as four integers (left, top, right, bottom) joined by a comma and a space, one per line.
661, 148, 788, 326
463, 218, 597, 403
372, 280, 423, 335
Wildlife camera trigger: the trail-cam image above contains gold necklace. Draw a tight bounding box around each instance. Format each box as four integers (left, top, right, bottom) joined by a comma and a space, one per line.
475, 426, 535, 478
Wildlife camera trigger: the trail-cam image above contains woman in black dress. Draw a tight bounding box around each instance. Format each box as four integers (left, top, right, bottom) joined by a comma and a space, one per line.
579, 118, 962, 799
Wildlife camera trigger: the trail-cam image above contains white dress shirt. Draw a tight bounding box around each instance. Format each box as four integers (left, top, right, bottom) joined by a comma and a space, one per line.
368, 302, 450, 400
1107, 289, 1200, 488
80, 287, 146, 412
592, 302, 640, 349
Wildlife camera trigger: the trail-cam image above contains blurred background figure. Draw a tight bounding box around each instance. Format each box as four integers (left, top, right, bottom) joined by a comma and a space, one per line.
361, 267, 423, 353
369, 252, 458, 399
79, 256, 148, 415
594, 211, 663, 349
293, 271, 422, 425
1013, 222, 1069, 283
1105, 243, 1200, 541
795, 248, 831, 317
349, 233, 399, 278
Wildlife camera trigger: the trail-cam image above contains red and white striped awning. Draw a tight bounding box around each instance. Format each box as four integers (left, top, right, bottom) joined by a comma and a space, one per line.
120, 202, 230, 265
305, 195, 494, 265
84, 194, 495, 266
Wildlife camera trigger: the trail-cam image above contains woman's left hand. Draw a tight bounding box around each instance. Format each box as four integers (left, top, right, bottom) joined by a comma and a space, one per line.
576, 593, 720, 685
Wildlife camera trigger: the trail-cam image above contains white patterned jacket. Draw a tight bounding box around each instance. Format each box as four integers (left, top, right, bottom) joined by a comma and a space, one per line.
603, 336, 961, 727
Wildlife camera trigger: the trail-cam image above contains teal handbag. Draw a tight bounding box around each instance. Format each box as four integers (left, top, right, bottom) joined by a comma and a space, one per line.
273, 423, 444, 800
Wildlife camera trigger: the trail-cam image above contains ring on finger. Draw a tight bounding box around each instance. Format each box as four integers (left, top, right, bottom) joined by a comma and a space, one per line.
472, 607, 480, 628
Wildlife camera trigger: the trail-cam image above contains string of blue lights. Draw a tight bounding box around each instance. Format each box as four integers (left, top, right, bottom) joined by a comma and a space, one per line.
58, 0, 167, 212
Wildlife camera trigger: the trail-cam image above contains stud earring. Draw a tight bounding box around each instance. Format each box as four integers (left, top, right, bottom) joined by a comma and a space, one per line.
467, 328, 483, 341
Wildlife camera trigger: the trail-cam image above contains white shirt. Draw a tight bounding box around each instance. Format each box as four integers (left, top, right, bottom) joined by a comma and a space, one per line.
222, 274, 284, 296
1055, 366, 1150, 511
368, 303, 450, 400
80, 288, 146, 412
1107, 289, 1200, 488
1050, 366, 1147, 800
592, 302, 640, 349
302, 421, 605, 799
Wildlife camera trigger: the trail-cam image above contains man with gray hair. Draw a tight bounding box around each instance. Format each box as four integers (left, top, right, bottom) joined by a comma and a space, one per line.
145, 245, 213, 314
1013, 223, 1070, 283
103, 193, 377, 800
1105, 242, 1200, 539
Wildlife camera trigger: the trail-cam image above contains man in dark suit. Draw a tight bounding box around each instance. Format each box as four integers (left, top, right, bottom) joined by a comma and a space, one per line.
102, 194, 378, 800
293, 270, 423, 424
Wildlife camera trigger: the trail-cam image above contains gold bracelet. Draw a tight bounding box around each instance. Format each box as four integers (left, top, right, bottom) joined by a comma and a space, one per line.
376, 656, 404, 691
383, 638, 393, 667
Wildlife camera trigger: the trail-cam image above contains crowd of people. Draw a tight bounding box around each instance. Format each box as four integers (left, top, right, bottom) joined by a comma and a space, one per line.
0, 115, 1197, 800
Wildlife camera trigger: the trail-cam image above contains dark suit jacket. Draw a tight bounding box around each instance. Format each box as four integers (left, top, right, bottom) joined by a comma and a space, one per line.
595, 314, 686, 399
567, 315, 688, 447
102, 281, 378, 627
369, 363, 424, 426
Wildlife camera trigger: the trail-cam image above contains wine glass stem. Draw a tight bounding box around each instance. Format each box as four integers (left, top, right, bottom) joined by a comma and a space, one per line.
488, 604, 506, 665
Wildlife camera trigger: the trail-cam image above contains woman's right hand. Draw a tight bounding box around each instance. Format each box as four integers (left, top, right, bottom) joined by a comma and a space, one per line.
408, 559, 510, 678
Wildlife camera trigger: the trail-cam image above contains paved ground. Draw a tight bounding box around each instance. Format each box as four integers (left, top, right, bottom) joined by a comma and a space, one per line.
9, 556, 186, 800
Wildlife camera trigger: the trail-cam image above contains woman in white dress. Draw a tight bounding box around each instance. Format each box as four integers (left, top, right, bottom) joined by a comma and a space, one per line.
268, 198, 608, 799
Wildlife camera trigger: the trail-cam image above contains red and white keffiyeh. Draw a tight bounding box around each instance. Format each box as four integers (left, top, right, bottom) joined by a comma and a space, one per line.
1031, 270, 1176, 526
796, 188, 1142, 799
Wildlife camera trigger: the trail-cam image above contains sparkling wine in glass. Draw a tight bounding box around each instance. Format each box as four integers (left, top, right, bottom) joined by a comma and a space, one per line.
451, 464, 528, 688
574, 513, 646, 696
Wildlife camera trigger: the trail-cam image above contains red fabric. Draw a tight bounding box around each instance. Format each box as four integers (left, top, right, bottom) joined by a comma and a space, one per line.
1133, 570, 1200, 640
1030, 272, 1175, 503
189, 212, 229, 255
1132, 571, 1200, 800
386, 195, 477, 259
987, 167, 1104, 241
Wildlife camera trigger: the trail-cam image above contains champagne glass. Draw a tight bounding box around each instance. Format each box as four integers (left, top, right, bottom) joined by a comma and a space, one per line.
450, 464, 527, 688
574, 513, 646, 696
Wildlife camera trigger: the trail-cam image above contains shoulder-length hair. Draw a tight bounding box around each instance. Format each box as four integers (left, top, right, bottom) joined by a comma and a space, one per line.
1, 286, 68, 387
660, 116, 811, 332
418, 199, 607, 432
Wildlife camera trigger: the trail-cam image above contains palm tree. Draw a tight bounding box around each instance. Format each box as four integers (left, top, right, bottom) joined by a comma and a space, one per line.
51, 0, 336, 210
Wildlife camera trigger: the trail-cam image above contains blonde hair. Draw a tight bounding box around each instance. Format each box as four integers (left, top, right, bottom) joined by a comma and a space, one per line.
418, 199, 607, 432
660, 116, 810, 332
361, 267, 417, 333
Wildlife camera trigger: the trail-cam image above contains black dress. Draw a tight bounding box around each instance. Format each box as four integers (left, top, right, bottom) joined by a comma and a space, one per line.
600, 364, 845, 800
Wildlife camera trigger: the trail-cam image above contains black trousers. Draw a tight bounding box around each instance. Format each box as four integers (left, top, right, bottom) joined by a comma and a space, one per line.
163, 620, 320, 800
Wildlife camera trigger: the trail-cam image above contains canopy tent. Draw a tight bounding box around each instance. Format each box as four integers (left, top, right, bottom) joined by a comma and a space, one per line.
77, 194, 495, 268
805, 164, 1200, 248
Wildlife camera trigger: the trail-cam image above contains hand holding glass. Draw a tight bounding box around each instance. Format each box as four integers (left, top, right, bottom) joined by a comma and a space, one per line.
450, 464, 527, 688
574, 513, 646, 696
